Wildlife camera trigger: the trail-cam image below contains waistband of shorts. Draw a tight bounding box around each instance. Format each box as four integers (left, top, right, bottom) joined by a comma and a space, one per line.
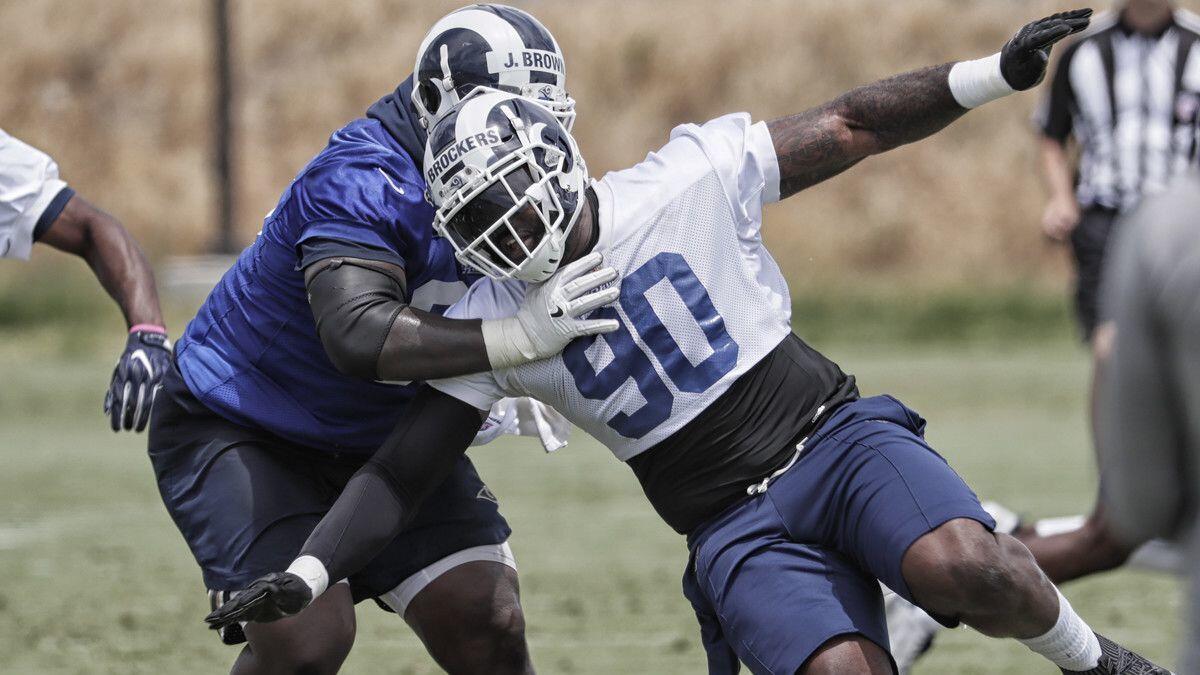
686, 395, 922, 549
806, 395, 924, 444
155, 361, 368, 467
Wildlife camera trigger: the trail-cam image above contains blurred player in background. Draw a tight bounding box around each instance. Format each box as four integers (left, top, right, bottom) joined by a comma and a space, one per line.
212, 9, 1171, 674
1097, 169, 1200, 675
148, 5, 608, 674
887, 3, 1199, 668
1002, 0, 1198, 588
0, 128, 169, 433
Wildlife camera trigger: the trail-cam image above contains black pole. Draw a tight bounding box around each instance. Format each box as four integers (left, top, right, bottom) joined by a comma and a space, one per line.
212, 0, 236, 254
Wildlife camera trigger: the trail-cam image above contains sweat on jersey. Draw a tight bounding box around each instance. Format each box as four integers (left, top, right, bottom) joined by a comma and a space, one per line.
431, 114, 856, 532
175, 115, 479, 455
0, 129, 76, 260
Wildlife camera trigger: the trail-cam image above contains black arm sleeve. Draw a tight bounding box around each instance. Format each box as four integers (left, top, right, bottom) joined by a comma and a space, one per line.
303, 242, 493, 382
305, 257, 408, 379
299, 386, 484, 582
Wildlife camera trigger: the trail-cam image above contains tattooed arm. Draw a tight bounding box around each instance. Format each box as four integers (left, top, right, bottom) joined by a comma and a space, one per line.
767, 9, 1092, 200
767, 64, 962, 199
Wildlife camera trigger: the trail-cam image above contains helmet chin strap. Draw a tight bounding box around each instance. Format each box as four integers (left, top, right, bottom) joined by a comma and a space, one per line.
513, 237, 565, 283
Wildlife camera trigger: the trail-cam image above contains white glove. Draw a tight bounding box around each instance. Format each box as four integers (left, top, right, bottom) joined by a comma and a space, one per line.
482, 251, 620, 369
515, 397, 571, 452
471, 398, 522, 446
471, 397, 571, 452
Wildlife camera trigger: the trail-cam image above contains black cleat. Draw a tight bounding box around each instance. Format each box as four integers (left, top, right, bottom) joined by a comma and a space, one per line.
1062, 633, 1172, 674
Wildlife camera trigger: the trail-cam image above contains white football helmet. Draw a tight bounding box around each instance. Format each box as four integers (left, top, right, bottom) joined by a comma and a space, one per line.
423, 90, 587, 283
412, 4, 575, 132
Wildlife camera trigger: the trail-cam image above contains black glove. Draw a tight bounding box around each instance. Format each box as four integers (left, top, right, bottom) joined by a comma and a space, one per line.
1000, 8, 1092, 91
204, 572, 313, 630
104, 328, 172, 432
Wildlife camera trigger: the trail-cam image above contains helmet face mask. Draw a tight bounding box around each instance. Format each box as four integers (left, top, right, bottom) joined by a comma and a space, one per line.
425, 92, 586, 283
411, 4, 576, 132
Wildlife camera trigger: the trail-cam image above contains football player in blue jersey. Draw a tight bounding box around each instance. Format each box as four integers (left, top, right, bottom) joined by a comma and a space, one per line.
212, 8, 1170, 674
146, 5, 616, 674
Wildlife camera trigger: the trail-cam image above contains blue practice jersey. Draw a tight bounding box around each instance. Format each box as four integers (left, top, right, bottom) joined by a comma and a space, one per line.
176, 116, 476, 454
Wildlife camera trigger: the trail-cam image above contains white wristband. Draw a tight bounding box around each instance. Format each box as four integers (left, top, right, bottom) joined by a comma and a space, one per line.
948, 53, 1015, 109
286, 555, 330, 600
481, 317, 539, 369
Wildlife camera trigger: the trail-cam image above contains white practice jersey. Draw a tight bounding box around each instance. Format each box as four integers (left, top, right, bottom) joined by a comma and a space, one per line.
0, 129, 72, 260
434, 113, 792, 461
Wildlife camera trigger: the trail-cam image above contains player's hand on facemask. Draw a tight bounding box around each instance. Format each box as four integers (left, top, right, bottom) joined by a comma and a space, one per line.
1000, 9, 1092, 91
104, 327, 172, 432
204, 572, 313, 629
483, 251, 621, 369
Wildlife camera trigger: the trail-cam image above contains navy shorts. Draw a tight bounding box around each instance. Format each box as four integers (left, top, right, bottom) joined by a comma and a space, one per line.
682, 395, 995, 674
148, 361, 511, 603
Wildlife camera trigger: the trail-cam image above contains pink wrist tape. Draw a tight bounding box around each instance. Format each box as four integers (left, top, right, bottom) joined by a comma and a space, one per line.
129, 324, 168, 335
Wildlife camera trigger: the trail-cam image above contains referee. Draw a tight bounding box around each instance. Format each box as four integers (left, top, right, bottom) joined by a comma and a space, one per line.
1035, 0, 1200, 343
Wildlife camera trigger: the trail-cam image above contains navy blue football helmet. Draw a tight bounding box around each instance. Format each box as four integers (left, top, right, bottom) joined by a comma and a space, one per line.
412, 4, 575, 132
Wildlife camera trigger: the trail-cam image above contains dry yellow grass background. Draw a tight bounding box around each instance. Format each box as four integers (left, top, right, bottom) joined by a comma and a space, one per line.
0, 7, 1188, 672
4, 0, 1186, 294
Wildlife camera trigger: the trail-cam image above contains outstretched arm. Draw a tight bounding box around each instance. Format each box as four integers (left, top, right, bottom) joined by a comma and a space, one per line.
304, 256, 491, 380
767, 63, 961, 198
305, 250, 619, 381
298, 386, 484, 582
205, 385, 486, 628
768, 9, 1091, 199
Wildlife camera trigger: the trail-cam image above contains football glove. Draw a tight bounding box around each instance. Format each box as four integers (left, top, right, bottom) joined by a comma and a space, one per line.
204, 572, 313, 630
482, 251, 621, 369
1000, 9, 1093, 91
104, 327, 172, 432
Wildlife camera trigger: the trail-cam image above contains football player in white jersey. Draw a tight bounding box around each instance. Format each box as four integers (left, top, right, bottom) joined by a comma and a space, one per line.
209, 8, 1169, 674
1, 129, 169, 432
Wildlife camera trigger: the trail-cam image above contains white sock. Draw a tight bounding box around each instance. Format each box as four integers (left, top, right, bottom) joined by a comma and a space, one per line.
1034, 515, 1088, 537
1128, 539, 1186, 575
981, 501, 1022, 535
1018, 589, 1102, 671
1032, 515, 1185, 575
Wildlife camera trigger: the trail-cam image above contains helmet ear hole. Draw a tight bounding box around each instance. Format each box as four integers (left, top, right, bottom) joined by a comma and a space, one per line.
417, 80, 442, 115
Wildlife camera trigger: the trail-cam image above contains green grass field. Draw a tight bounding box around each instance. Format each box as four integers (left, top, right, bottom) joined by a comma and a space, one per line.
0, 305, 1181, 673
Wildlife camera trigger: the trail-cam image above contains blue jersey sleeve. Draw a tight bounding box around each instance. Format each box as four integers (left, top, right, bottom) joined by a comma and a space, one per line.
290, 149, 434, 272
296, 237, 412, 272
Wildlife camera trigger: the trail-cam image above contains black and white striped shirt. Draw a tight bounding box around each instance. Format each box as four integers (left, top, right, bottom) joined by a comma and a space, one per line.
1035, 10, 1200, 211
